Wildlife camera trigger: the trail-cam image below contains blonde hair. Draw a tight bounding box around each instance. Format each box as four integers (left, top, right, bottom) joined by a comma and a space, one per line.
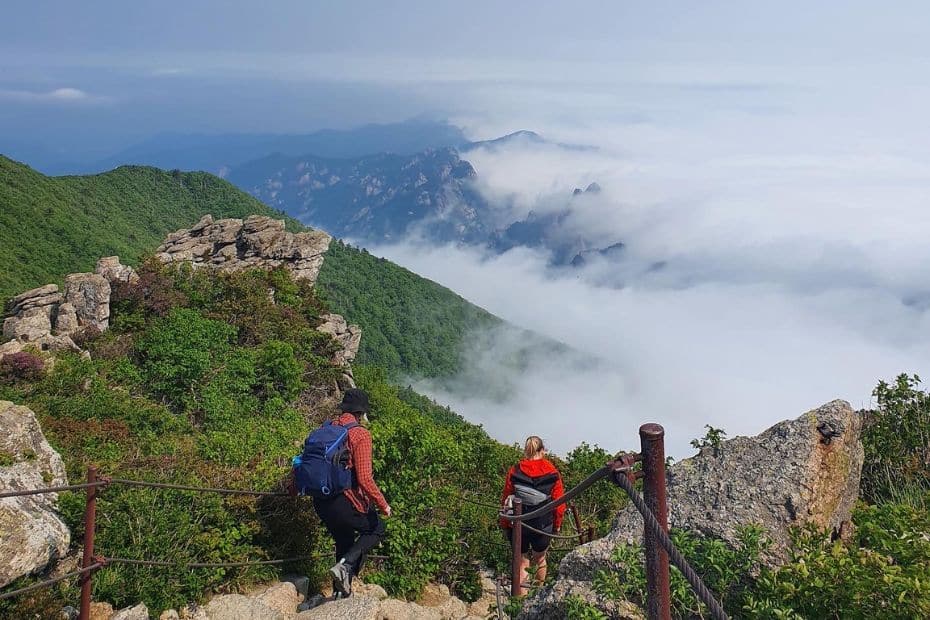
524, 436, 545, 459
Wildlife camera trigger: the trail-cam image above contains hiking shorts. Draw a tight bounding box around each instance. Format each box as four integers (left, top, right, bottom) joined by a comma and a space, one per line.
506, 523, 552, 554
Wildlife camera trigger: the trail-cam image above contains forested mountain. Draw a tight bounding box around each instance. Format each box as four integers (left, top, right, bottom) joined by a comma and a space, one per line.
0, 156, 503, 380
0, 155, 298, 302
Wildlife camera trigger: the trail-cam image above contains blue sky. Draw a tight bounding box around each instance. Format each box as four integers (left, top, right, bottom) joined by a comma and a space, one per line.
3, 1, 929, 162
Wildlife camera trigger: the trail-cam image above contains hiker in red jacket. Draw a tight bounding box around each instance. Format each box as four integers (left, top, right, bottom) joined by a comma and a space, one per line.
500, 436, 565, 595
313, 389, 392, 599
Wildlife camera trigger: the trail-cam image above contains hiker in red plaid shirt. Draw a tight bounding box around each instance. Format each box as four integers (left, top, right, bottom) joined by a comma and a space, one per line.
313, 388, 392, 598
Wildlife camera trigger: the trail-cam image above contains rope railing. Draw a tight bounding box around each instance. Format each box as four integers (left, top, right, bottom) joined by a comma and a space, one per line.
0, 481, 108, 499
2, 424, 729, 620
104, 555, 319, 569
107, 478, 290, 497
498, 464, 613, 523
613, 471, 729, 620
0, 562, 104, 601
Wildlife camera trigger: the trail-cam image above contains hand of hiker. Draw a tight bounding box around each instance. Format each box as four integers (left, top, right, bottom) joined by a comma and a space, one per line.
384, 504, 392, 518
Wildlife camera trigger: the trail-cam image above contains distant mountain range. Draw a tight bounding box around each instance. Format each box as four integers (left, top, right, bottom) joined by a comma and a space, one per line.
35, 119, 468, 176
19, 119, 622, 265
227, 129, 621, 264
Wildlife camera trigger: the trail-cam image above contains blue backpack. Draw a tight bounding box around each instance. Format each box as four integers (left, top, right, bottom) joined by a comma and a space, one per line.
292, 420, 358, 498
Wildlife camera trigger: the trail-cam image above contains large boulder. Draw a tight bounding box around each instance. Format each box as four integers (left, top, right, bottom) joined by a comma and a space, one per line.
155, 215, 332, 286
0, 401, 70, 587
63, 273, 111, 331
526, 400, 864, 616
95, 257, 138, 285
2, 307, 52, 342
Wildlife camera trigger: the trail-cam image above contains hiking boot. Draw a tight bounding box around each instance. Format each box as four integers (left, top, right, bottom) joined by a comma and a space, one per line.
329, 560, 353, 597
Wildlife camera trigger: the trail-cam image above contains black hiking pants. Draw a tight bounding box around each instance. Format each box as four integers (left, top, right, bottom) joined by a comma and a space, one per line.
313, 494, 385, 575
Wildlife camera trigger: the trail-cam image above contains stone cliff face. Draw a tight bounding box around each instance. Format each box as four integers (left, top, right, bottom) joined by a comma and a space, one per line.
154, 214, 332, 284
0, 401, 70, 587
522, 400, 865, 619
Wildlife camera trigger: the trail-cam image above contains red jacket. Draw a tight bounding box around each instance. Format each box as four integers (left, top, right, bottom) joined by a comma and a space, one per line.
500, 458, 565, 531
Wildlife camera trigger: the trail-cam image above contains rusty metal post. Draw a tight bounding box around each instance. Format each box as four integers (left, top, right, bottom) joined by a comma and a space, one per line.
640, 424, 671, 620
510, 497, 523, 597
79, 465, 98, 620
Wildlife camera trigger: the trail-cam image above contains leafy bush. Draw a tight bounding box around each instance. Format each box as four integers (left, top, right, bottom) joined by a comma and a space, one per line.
0, 351, 45, 383
0, 265, 522, 614
591, 525, 768, 618
136, 307, 237, 410
746, 497, 930, 619
559, 442, 630, 537
861, 373, 930, 507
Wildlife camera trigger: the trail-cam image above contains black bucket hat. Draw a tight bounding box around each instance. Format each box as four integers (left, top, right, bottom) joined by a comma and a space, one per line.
339, 388, 370, 414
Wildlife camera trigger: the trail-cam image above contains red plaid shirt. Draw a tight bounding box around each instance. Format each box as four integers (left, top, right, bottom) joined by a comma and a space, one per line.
334, 413, 389, 514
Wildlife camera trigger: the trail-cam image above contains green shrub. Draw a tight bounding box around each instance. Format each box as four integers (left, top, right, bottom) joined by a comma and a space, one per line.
861, 374, 930, 507
256, 341, 305, 401
136, 307, 237, 411
592, 525, 768, 618
746, 497, 930, 619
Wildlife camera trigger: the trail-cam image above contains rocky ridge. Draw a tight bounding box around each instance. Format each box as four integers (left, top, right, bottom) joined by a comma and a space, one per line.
1, 216, 360, 386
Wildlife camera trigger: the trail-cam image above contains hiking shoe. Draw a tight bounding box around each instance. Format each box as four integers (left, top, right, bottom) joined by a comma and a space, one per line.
329, 560, 353, 597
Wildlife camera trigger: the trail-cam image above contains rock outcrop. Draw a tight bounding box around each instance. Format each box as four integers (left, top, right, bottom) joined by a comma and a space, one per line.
0, 256, 127, 358
155, 215, 332, 285
0, 401, 70, 587
149, 576, 496, 620
524, 400, 864, 617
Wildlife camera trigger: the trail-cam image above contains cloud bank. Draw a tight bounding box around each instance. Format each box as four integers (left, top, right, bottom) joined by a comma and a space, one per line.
368, 70, 930, 459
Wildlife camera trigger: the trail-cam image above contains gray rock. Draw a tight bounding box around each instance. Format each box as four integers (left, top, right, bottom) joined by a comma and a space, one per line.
528, 400, 864, 615
155, 216, 332, 286
9, 284, 59, 309
256, 581, 303, 615
296, 595, 380, 619
53, 302, 80, 336
0, 339, 25, 359
3, 307, 52, 342
159, 611, 181, 620
0, 401, 70, 587
201, 593, 286, 620
63, 273, 111, 331
318, 314, 362, 366
519, 579, 643, 619
375, 599, 443, 620
96, 257, 138, 284
112, 603, 149, 620
284, 573, 311, 599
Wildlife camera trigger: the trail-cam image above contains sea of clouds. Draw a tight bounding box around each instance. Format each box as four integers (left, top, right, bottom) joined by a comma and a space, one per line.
369, 69, 930, 458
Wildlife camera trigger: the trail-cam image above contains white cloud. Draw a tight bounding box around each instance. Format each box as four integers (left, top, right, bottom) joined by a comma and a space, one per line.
363, 67, 930, 459
0, 87, 110, 104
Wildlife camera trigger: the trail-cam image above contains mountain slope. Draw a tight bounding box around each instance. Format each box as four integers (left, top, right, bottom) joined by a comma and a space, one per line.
0, 155, 501, 381
0, 155, 297, 302
317, 240, 499, 377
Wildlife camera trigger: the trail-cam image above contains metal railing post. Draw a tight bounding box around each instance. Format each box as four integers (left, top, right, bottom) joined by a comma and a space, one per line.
640, 424, 671, 620
79, 465, 98, 620
510, 498, 523, 597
